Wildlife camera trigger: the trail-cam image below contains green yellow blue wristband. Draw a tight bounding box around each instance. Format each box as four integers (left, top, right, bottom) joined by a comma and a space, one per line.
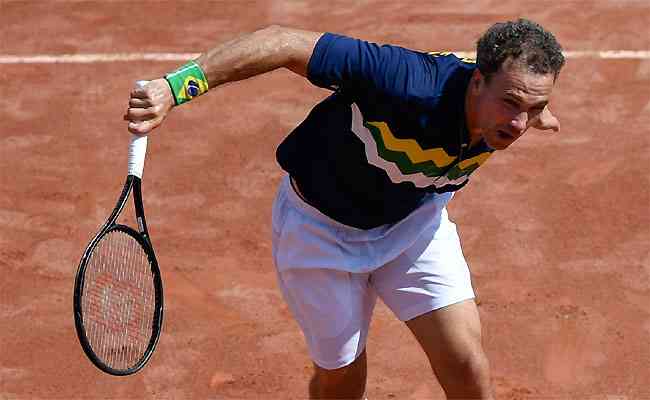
164, 61, 209, 106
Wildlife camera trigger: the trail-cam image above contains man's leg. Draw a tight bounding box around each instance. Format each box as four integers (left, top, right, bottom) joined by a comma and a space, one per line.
277, 268, 373, 399
309, 350, 367, 399
371, 206, 493, 399
275, 266, 375, 399
272, 176, 376, 399
406, 299, 493, 399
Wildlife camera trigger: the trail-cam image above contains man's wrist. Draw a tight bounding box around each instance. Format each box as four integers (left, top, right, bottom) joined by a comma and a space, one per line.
164, 61, 209, 106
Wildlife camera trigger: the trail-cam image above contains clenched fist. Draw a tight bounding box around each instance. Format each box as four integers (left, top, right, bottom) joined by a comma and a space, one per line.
124, 79, 175, 135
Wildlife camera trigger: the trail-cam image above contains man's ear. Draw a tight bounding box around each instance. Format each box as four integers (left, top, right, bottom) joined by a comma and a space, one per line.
471, 68, 485, 92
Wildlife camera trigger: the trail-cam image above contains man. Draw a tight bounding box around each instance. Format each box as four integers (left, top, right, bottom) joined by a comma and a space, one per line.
125, 19, 564, 399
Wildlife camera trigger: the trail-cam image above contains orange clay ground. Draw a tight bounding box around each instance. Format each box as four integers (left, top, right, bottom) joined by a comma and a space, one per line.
1, 1, 649, 398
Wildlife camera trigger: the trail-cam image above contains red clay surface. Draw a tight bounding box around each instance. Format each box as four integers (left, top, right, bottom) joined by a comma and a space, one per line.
1, 1, 649, 398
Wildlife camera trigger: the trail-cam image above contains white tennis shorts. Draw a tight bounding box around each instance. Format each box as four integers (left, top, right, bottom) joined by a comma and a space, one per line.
271, 175, 475, 369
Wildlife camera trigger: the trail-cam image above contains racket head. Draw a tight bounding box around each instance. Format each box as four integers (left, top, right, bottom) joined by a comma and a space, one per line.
74, 224, 163, 376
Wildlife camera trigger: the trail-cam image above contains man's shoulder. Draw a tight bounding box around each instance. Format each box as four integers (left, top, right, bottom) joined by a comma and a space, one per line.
420, 52, 476, 100
425, 51, 477, 77
426, 51, 476, 64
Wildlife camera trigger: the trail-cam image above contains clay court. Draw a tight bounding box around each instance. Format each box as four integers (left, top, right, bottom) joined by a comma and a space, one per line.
1, 0, 649, 398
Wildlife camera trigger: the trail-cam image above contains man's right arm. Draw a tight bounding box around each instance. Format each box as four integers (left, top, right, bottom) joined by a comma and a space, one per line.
125, 26, 322, 134
197, 25, 322, 86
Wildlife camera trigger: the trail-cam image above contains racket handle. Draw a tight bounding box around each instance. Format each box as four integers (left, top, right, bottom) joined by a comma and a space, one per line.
128, 80, 150, 178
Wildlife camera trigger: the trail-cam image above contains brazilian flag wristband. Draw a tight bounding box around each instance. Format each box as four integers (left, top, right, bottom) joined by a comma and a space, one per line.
164, 61, 209, 106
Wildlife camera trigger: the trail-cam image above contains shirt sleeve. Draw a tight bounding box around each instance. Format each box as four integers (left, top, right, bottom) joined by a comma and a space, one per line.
307, 33, 439, 102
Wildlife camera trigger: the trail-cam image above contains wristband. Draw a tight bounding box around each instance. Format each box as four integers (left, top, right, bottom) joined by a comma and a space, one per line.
164, 61, 209, 105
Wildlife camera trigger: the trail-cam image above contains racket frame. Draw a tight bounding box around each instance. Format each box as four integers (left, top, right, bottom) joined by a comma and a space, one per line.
73, 174, 164, 376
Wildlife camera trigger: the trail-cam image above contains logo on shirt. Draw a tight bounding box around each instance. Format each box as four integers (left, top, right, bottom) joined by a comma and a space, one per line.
428, 51, 477, 64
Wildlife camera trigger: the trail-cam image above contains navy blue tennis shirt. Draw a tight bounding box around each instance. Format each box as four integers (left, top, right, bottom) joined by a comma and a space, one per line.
276, 33, 494, 229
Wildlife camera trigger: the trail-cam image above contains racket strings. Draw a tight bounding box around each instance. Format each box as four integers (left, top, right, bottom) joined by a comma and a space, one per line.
82, 230, 156, 371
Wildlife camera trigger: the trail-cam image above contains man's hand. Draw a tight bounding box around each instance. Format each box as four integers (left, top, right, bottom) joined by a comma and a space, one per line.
124, 79, 175, 135
531, 105, 560, 133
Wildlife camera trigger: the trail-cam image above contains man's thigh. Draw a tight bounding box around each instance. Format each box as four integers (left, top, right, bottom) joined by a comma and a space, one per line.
371, 213, 475, 322
276, 268, 377, 370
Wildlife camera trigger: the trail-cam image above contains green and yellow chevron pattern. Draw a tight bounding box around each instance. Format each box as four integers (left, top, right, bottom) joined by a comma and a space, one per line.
350, 103, 491, 189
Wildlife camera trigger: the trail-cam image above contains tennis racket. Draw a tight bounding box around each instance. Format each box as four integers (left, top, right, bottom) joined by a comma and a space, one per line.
73, 80, 163, 376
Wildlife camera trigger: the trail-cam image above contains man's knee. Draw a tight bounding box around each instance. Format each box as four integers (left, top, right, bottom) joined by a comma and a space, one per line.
442, 347, 492, 393
406, 300, 493, 398
310, 351, 367, 399
425, 333, 493, 398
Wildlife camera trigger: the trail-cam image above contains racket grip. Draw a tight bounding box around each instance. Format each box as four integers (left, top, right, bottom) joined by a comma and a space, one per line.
127, 80, 150, 178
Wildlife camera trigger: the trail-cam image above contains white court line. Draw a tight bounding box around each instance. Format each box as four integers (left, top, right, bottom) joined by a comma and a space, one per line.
0, 53, 201, 64
0, 50, 649, 64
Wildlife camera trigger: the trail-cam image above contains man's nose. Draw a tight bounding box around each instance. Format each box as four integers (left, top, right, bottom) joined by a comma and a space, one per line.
509, 112, 528, 134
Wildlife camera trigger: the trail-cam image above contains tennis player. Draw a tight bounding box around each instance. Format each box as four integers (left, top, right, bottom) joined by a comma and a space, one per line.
125, 19, 564, 399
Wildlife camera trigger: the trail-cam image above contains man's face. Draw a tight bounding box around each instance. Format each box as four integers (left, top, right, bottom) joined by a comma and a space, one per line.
469, 59, 556, 150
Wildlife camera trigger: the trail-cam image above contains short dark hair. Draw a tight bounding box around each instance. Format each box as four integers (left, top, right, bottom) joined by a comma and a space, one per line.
476, 18, 565, 81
